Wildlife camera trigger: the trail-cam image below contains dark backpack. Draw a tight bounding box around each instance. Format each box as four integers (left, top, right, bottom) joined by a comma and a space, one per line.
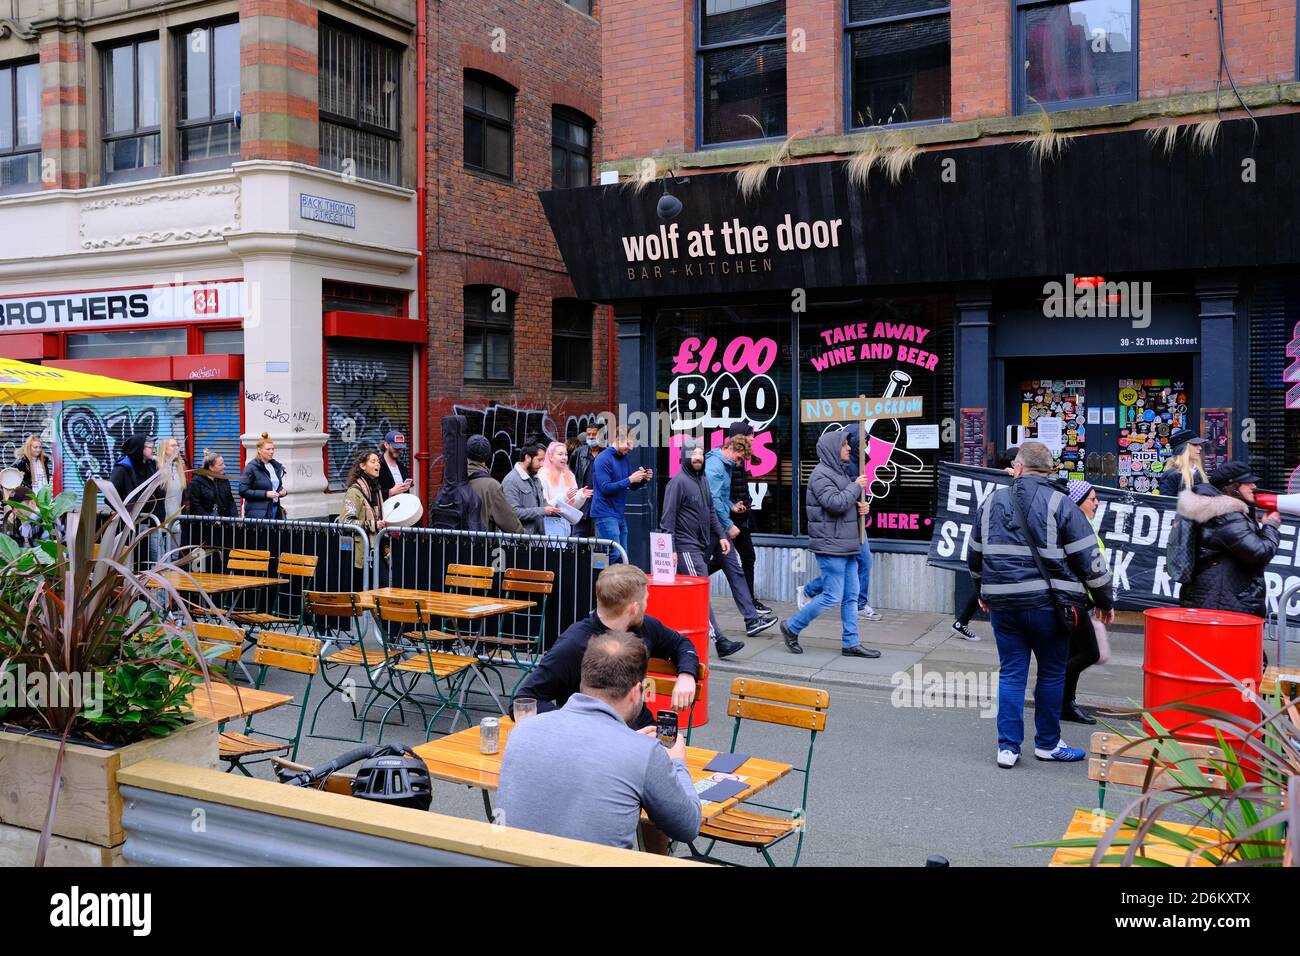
1166, 514, 1199, 585
429, 415, 485, 532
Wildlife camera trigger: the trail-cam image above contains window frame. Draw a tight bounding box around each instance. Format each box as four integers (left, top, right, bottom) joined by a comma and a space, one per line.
463, 70, 515, 181
175, 19, 242, 175
318, 17, 403, 186
0, 58, 41, 195
463, 286, 516, 386
842, 1, 952, 132
695, 0, 789, 150
551, 106, 593, 189
1012, 0, 1139, 115
100, 35, 162, 184
551, 299, 594, 388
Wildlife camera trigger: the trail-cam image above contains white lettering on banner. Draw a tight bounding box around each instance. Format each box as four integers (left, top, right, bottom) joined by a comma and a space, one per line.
0, 281, 244, 330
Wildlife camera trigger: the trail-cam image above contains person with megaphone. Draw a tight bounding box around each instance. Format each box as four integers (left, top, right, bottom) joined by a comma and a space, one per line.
1176, 461, 1281, 628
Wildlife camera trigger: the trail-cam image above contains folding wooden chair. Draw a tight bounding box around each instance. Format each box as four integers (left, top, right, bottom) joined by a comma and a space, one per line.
229, 552, 319, 632
192, 620, 252, 683
644, 657, 709, 745
689, 678, 830, 867
477, 568, 554, 695
405, 564, 497, 649
305, 591, 404, 743
220, 632, 320, 776
369, 595, 477, 741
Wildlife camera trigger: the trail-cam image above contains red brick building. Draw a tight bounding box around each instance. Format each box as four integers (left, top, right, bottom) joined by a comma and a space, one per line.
425, 0, 611, 483
537, 0, 1300, 608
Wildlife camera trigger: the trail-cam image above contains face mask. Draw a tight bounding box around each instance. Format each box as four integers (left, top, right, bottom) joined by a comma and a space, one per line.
586, 438, 598, 448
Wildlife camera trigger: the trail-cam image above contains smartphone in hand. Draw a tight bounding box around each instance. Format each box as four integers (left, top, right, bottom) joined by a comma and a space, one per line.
656, 709, 679, 748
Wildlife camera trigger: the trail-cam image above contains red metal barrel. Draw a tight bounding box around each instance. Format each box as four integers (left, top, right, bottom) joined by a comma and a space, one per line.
644, 573, 710, 728
1143, 607, 1263, 773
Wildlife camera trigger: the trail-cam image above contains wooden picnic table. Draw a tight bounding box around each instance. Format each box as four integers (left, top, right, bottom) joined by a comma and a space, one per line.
149, 571, 289, 595
186, 682, 293, 722
413, 717, 793, 822
354, 587, 535, 619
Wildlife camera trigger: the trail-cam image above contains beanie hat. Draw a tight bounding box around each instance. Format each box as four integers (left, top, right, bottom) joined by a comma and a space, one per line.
467, 435, 491, 464
1067, 479, 1093, 505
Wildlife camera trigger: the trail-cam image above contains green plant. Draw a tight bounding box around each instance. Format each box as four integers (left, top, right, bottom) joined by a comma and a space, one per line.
0, 472, 225, 864
1028, 640, 1299, 866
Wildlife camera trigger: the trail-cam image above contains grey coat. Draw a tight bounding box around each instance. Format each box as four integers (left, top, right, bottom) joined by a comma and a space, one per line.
501, 464, 547, 535
805, 429, 861, 556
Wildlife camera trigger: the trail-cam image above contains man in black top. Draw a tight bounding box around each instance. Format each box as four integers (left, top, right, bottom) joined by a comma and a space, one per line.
513, 564, 699, 729
721, 420, 771, 614
567, 423, 603, 535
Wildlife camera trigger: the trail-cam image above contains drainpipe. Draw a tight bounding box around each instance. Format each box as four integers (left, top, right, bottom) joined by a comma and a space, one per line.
415, 0, 430, 500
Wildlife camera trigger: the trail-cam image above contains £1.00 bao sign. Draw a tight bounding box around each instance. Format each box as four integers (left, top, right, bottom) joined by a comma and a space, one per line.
0, 280, 246, 330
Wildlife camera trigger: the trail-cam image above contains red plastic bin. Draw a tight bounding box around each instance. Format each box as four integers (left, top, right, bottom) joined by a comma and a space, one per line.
644, 573, 710, 728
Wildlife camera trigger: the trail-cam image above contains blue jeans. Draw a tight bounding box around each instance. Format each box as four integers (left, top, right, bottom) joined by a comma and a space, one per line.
804, 537, 873, 608
594, 516, 628, 563
990, 606, 1070, 753
787, 554, 859, 648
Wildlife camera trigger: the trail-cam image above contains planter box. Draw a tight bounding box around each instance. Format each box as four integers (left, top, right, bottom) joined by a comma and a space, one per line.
0, 718, 218, 850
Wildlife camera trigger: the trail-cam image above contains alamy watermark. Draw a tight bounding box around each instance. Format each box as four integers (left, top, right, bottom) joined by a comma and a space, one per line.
1, 664, 103, 718
890, 664, 997, 718
1043, 274, 1151, 329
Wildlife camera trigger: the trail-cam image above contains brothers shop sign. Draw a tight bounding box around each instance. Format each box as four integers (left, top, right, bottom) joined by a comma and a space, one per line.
539, 112, 1300, 303
0, 280, 245, 330
927, 462, 1300, 615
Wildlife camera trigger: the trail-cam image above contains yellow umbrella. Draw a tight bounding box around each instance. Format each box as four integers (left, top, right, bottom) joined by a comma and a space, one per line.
0, 356, 191, 404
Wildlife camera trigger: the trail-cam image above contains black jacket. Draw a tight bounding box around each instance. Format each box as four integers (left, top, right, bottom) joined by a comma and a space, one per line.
13, 454, 51, 504
378, 454, 408, 499
187, 470, 237, 518
1177, 484, 1280, 618
660, 446, 724, 553
239, 458, 287, 519
513, 611, 700, 730
108, 435, 160, 514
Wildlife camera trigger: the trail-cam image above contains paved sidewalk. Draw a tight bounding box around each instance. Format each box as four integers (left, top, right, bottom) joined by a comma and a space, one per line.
708, 600, 1147, 710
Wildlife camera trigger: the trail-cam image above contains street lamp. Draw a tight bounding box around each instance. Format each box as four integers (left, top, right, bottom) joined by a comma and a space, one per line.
656, 169, 690, 222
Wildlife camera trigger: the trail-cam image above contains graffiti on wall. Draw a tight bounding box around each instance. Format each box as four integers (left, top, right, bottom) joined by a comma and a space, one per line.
60, 399, 187, 486
0, 402, 55, 466
453, 402, 601, 482
326, 357, 408, 488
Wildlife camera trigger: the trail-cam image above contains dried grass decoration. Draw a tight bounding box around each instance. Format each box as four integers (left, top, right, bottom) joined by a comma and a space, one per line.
733, 114, 796, 200
1024, 97, 1070, 166
846, 131, 920, 189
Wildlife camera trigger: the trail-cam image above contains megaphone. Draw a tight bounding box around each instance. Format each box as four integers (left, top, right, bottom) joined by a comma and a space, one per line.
1254, 491, 1300, 516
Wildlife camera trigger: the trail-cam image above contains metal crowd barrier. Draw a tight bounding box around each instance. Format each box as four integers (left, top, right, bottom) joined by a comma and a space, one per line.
165, 516, 373, 628
373, 527, 630, 652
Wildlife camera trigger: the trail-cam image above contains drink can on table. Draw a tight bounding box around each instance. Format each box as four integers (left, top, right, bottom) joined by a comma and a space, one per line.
479, 717, 500, 754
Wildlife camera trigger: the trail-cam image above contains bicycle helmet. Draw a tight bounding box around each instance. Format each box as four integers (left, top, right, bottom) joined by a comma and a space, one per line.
350, 745, 433, 811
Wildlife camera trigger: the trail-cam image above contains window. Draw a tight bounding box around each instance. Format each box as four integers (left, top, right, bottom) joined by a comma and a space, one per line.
464, 72, 514, 179
319, 19, 402, 185
552, 108, 592, 189
552, 300, 594, 387
102, 37, 161, 182
563, 0, 593, 13
0, 60, 40, 193
322, 279, 407, 316
203, 329, 244, 354
66, 328, 187, 360
1015, 0, 1136, 112
697, 0, 787, 146
464, 286, 514, 384
846, 1, 950, 129
178, 21, 240, 172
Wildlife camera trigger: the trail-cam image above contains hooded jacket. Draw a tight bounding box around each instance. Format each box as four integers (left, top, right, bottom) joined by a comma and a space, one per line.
1176, 484, 1280, 618
186, 468, 237, 518
967, 473, 1114, 613
108, 435, 160, 513
805, 429, 862, 556
703, 449, 738, 534
468, 460, 524, 533
661, 443, 725, 553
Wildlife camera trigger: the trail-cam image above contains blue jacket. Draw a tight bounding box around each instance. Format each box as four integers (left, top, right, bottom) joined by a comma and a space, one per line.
591, 446, 645, 520
703, 449, 737, 533
967, 474, 1114, 612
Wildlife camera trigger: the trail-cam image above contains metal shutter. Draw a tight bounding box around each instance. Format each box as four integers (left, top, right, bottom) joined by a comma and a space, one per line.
0, 402, 55, 468
59, 394, 188, 491
192, 382, 243, 473
1247, 280, 1300, 492
325, 342, 413, 491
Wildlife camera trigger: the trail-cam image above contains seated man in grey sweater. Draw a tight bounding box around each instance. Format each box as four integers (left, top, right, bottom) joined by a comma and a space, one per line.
497, 631, 702, 851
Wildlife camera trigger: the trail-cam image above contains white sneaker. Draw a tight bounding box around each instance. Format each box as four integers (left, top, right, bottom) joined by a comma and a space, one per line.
858, 604, 883, 622
996, 749, 1020, 769
795, 585, 810, 609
